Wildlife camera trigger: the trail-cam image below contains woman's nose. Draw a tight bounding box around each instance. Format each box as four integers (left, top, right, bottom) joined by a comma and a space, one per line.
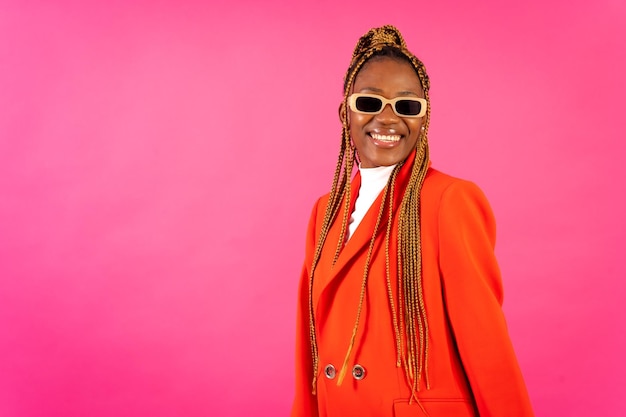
375, 103, 399, 122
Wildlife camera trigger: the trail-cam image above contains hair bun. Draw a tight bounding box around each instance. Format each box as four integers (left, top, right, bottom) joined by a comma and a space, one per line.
351, 25, 407, 59
344, 25, 430, 94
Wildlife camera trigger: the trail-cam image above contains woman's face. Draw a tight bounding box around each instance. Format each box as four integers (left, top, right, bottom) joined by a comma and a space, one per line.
348, 57, 425, 168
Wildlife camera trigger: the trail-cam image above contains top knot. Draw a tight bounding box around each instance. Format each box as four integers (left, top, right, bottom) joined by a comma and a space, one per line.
351, 25, 407, 60
343, 24, 430, 93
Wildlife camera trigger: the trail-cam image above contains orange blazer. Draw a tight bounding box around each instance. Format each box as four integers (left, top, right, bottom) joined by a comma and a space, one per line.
292, 155, 534, 417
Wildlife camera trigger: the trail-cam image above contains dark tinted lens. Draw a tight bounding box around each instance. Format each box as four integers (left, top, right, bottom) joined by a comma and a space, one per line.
355, 96, 383, 113
395, 99, 422, 116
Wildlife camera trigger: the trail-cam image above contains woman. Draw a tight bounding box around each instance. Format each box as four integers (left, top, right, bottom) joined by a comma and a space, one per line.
292, 25, 534, 417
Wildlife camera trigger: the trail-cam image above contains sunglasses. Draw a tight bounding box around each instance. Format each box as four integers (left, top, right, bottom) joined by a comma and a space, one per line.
348, 93, 427, 118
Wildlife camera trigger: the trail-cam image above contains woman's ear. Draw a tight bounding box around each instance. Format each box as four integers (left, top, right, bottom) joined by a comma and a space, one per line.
338, 101, 348, 124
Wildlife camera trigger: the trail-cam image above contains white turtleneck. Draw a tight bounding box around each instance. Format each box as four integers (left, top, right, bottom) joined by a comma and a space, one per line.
347, 164, 397, 241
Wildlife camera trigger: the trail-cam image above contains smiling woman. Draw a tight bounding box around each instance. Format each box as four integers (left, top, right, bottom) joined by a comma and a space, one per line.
348, 57, 425, 168
291, 25, 535, 417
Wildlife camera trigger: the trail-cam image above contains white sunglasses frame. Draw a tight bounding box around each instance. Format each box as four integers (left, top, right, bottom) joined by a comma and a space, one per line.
348, 93, 427, 118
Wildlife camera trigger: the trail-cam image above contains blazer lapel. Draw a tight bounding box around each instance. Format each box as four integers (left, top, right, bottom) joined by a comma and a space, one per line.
312, 172, 392, 311
312, 150, 421, 311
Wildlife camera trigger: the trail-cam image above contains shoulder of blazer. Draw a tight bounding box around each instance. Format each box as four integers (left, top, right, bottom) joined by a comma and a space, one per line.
422, 167, 472, 198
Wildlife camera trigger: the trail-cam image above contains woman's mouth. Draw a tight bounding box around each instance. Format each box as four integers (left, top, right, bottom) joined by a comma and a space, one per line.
370, 133, 401, 144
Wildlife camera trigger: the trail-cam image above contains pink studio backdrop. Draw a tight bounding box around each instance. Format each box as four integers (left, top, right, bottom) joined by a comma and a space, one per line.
1, 1, 625, 416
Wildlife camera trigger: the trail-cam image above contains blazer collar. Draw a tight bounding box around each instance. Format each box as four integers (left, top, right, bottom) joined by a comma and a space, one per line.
313, 149, 422, 307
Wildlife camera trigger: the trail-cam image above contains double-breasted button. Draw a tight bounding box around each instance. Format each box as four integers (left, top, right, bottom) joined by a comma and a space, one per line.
352, 364, 366, 380
324, 364, 336, 379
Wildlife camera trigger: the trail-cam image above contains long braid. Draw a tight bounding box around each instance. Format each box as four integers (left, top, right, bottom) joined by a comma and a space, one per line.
336, 165, 398, 386
332, 142, 355, 265
306, 116, 348, 394
307, 25, 433, 400
398, 121, 431, 397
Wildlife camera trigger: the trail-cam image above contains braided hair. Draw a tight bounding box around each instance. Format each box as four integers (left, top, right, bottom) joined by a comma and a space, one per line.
307, 25, 432, 401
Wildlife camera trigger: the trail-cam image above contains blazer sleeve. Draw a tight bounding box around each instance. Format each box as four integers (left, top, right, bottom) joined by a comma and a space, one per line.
438, 180, 534, 417
291, 199, 321, 417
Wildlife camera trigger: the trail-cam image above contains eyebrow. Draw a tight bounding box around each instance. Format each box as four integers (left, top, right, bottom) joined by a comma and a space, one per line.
359, 87, 421, 97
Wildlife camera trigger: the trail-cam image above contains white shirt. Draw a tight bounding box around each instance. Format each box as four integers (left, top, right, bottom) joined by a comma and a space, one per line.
347, 164, 397, 241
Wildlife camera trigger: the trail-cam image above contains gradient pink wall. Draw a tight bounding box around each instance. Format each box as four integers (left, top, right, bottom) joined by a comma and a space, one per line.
1, 1, 625, 416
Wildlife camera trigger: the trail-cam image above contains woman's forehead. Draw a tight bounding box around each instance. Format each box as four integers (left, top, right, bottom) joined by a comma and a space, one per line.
353, 58, 423, 93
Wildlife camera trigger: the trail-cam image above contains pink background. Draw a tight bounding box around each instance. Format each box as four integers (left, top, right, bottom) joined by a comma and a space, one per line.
1, 1, 625, 416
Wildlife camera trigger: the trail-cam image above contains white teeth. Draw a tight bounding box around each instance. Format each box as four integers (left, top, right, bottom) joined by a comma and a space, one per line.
371, 133, 401, 142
